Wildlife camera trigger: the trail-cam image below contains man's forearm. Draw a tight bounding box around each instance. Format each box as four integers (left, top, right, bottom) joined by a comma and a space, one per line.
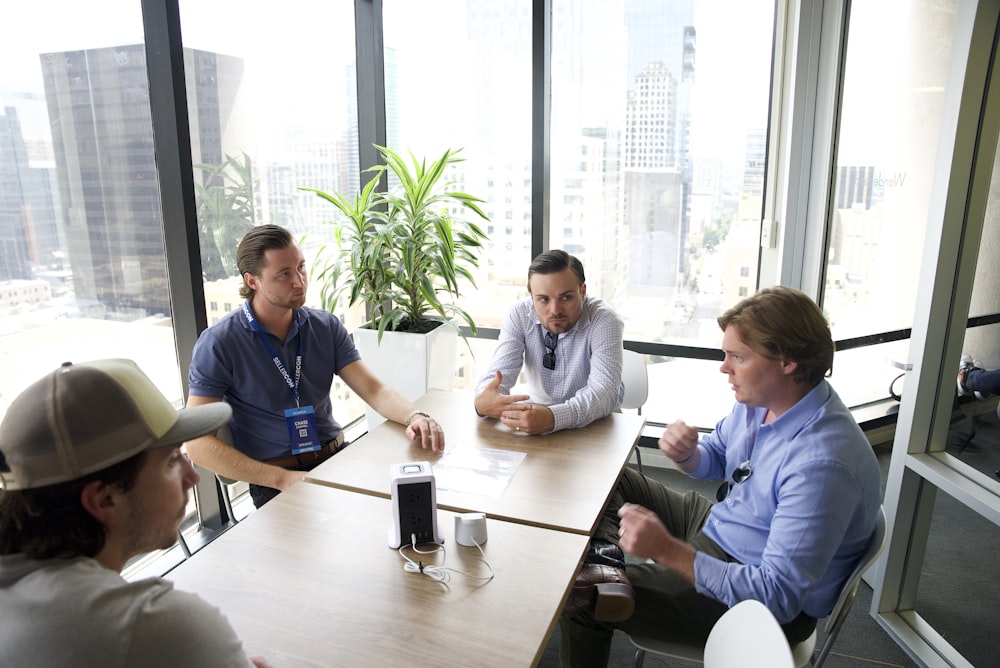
549, 384, 619, 431
186, 435, 298, 489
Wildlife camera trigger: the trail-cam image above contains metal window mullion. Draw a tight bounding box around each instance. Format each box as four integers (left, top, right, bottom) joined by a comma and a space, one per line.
141, 0, 224, 529
763, 0, 848, 299
355, 0, 387, 188
531, 0, 551, 258
873, 1, 1000, 664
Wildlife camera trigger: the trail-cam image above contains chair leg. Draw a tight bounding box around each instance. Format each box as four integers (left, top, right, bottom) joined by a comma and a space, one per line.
632, 647, 646, 668
217, 478, 238, 525
176, 530, 191, 558
634, 445, 644, 473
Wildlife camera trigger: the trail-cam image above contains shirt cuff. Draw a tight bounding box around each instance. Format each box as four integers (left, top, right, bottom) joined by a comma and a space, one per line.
548, 403, 572, 432
687, 445, 712, 477
693, 550, 728, 602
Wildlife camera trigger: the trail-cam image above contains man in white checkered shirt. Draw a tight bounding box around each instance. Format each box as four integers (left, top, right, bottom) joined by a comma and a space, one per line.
474, 250, 624, 434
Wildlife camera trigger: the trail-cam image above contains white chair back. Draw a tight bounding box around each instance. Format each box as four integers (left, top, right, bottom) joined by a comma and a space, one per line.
704, 599, 794, 668
621, 349, 649, 412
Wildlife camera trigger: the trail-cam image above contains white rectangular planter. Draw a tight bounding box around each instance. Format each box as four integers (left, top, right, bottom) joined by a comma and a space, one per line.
352, 321, 458, 429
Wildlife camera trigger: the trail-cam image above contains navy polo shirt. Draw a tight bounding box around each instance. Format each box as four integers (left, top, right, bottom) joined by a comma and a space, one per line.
188, 305, 361, 461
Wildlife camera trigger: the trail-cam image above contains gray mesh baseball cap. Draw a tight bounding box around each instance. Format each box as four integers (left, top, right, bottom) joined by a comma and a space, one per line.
0, 359, 231, 491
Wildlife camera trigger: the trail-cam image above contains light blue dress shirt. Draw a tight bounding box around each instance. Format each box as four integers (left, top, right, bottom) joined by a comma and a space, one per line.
475, 296, 624, 431
688, 380, 882, 622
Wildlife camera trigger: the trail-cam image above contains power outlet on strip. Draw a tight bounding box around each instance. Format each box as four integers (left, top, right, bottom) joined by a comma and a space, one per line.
387, 462, 443, 548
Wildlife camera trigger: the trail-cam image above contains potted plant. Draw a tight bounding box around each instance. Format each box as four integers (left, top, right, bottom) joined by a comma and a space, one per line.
302, 146, 490, 423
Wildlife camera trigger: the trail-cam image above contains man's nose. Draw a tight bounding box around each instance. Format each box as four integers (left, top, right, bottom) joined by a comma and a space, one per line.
182, 455, 201, 487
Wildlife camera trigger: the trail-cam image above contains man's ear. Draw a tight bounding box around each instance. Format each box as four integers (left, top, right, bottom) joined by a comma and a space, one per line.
580, 282, 587, 299
244, 271, 260, 292
780, 358, 798, 376
80, 480, 125, 528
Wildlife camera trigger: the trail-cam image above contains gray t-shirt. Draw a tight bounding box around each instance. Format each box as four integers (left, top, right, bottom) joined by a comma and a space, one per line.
0, 554, 253, 667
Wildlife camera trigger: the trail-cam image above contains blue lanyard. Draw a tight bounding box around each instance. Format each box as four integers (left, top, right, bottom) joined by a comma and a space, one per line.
242, 300, 303, 407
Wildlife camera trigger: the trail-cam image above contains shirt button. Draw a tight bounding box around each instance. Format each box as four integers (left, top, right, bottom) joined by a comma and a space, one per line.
726, 498, 733, 505
713, 519, 721, 526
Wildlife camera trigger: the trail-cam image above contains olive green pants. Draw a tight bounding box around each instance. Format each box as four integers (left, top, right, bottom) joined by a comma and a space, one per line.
559, 467, 815, 668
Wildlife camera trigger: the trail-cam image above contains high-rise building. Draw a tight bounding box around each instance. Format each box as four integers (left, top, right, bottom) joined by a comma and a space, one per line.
621, 0, 697, 291
743, 128, 766, 197
40, 44, 244, 319
624, 61, 683, 289
625, 61, 678, 170
835, 165, 878, 210
0, 101, 61, 282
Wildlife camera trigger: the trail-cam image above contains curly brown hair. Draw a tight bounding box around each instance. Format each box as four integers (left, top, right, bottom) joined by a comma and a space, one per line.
0, 452, 146, 559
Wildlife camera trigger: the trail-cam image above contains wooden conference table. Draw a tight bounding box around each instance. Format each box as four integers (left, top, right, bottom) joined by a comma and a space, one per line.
306, 390, 647, 535
169, 481, 590, 667
169, 391, 645, 666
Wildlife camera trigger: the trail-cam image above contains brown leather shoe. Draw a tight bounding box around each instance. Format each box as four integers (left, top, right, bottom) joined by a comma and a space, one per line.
587, 539, 626, 568
563, 563, 635, 622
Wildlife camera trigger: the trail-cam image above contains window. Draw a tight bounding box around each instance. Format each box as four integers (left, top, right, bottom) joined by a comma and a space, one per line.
0, 1, 182, 415
550, 0, 774, 346
551, 0, 775, 425
0, 0, 193, 571
818, 0, 961, 409
383, 0, 533, 391
178, 0, 362, 421
823, 0, 956, 341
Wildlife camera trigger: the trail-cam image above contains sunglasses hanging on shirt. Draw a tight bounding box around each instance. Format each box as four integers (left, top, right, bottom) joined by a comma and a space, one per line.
716, 460, 753, 502
543, 331, 558, 370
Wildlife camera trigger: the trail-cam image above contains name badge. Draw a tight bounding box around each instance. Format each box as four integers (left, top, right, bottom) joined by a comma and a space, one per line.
284, 405, 321, 455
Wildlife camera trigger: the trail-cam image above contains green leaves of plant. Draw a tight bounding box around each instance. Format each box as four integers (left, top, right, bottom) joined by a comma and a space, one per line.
302, 146, 490, 343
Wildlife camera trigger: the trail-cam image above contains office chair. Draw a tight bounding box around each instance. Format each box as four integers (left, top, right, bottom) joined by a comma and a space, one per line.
620, 349, 649, 472
629, 505, 888, 668
703, 599, 794, 668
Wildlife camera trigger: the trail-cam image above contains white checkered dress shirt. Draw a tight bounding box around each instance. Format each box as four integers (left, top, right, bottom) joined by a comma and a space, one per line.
475, 297, 624, 431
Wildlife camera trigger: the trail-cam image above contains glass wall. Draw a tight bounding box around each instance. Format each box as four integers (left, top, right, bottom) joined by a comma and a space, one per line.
383, 0, 534, 393
0, 1, 182, 411
825, 0, 957, 342
549, 0, 776, 421
10, 1, 990, 432
549, 0, 774, 346
178, 0, 362, 420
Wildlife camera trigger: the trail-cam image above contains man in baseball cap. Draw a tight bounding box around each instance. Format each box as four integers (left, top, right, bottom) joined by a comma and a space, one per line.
0, 359, 271, 667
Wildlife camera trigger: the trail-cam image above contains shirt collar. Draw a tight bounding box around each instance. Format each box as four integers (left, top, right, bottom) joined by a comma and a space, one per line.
238, 303, 303, 340
762, 379, 831, 440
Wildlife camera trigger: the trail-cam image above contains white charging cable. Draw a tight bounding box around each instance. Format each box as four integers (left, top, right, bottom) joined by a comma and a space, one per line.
398, 533, 495, 585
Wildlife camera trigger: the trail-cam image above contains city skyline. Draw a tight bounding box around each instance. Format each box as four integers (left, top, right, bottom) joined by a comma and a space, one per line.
2, 0, 776, 348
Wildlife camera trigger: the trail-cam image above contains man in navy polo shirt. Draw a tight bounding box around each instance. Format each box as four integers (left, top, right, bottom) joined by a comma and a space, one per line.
187, 225, 445, 508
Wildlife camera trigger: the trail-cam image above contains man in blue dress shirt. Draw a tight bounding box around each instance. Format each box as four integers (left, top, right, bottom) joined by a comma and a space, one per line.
560, 286, 882, 667
474, 249, 624, 434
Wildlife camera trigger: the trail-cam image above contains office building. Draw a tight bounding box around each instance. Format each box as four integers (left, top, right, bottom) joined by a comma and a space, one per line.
0, 101, 62, 282
40, 44, 243, 320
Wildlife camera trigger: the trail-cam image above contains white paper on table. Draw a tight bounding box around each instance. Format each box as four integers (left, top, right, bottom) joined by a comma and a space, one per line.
431, 447, 526, 497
